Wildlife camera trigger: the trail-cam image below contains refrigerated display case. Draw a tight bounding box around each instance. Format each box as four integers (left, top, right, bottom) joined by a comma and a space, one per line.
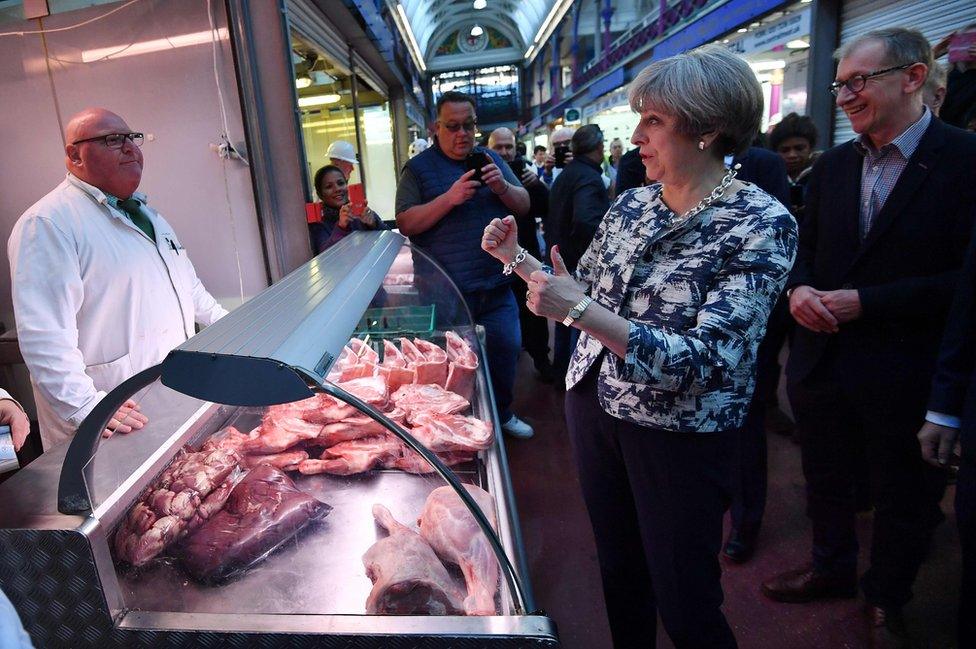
0, 231, 559, 648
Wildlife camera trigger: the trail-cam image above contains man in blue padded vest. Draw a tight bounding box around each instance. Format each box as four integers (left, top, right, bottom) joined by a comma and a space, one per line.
395, 91, 534, 439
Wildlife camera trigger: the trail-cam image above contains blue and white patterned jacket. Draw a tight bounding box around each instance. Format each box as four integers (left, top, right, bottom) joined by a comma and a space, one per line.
567, 182, 797, 432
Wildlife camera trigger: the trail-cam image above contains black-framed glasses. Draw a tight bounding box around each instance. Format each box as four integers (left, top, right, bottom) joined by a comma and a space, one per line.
441, 120, 477, 133
71, 132, 144, 149
829, 63, 917, 96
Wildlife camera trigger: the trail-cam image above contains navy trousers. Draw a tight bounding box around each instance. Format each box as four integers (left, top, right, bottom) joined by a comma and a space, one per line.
565, 370, 737, 649
461, 284, 521, 423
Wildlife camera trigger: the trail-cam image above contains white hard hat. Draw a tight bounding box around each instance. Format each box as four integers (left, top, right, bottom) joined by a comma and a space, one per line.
326, 140, 358, 164
409, 138, 429, 157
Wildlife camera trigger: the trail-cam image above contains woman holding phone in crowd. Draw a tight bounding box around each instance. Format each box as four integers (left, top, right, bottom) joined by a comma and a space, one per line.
309, 164, 386, 254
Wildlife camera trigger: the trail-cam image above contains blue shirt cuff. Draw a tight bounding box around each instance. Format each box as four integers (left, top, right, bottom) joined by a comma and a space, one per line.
925, 411, 961, 429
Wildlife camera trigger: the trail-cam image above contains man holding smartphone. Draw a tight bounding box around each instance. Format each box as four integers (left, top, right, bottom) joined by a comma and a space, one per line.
395, 92, 535, 439
541, 126, 575, 186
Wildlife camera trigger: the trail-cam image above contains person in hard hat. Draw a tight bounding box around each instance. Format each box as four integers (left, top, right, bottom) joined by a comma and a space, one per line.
326, 140, 358, 179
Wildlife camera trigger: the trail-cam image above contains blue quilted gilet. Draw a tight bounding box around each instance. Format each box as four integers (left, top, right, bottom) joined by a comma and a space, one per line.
405, 145, 512, 293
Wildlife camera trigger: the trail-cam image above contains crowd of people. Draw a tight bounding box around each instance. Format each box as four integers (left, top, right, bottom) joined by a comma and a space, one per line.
2, 17, 976, 649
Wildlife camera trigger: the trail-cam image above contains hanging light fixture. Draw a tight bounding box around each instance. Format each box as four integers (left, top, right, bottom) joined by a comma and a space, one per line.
473, 0, 487, 8
470, 24, 484, 37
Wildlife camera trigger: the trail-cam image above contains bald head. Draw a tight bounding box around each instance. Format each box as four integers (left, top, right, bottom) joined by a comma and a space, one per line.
64, 107, 143, 199
488, 127, 516, 162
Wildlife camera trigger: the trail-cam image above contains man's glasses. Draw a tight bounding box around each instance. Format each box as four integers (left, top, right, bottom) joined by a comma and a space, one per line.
829, 63, 917, 96
441, 121, 477, 133
71, 132, 144, 149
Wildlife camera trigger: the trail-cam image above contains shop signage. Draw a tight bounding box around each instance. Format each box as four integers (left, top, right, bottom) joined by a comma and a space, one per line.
564, 107, 582, 124
727, 9, 810, 56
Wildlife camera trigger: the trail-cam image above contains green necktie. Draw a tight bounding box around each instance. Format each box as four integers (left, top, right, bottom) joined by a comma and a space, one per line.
118, 198, 156, 243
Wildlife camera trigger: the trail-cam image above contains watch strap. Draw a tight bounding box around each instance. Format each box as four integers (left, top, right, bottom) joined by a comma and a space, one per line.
562, 295, 593, 327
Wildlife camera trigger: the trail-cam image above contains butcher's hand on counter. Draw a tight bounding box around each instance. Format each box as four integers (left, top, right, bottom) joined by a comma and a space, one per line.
447, 169, 480, 207
0, 398, 30, 452
527, 246, 586, 322
102, 399, 149, 438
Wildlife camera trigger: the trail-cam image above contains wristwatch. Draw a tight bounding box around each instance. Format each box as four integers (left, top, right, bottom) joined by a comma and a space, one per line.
563, 296, 593, 327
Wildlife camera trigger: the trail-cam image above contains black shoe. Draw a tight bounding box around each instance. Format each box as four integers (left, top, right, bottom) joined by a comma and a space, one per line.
533, 358, 555, 383
723, 525, 759, 563
865, 605, 910, 649
761, 563, 858, 603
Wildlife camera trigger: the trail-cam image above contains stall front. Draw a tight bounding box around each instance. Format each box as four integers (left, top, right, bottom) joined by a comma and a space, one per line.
0, 231, 558, 648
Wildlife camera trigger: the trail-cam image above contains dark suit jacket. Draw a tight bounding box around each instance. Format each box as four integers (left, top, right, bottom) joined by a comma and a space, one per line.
546, 156, 610, 272
928, 219, 976, 462
733, 146, 791, 209
787, 118, 976, 386
614, 147, 647, 194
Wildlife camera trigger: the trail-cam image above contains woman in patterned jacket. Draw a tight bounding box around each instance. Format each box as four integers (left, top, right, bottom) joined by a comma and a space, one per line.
482, 45, 797, 648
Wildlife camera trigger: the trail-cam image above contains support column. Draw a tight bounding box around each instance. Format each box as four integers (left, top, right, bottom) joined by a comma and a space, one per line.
806, 0, 841, 146
601, 0, 614, 56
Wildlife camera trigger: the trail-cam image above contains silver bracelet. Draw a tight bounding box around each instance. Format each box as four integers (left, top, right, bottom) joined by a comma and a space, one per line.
502, 247, 527, 275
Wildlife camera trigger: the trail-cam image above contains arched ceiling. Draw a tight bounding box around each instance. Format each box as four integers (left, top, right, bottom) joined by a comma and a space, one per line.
397, 0, 554, 61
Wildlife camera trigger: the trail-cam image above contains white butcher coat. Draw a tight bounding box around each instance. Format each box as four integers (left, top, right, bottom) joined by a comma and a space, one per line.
8, 174, 228, 449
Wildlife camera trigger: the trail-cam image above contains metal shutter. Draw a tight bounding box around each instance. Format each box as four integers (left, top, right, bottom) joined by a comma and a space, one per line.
284, 0, 388, 95
832, 0, 976, 145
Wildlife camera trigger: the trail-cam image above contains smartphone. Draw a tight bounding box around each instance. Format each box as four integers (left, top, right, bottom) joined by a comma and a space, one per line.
305, 202, 323, 223
465, 151, 490, 183
554, 144, 570, 169
0, 425, 19, 474
507, 157, 526, 178
347, 183, 366, 217
949, 30, 976, 63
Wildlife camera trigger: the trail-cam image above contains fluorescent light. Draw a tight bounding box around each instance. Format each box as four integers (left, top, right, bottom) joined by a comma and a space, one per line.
526, 0, 573, 64
751, 60, 786, 71
81, 28, 228, 62
737, 27, 748, 33
722, 39, 730, 43
473, 0, 486, 8
295, 75, 312, 89
395, 3, 427, 72
786, 39, 810, 49
470, 25, 484, 37
298, 94, 341, 107
524, 44, 536, 59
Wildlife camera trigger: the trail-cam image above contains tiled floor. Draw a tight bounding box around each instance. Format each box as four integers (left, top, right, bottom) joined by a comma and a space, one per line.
506, 353, 961, 649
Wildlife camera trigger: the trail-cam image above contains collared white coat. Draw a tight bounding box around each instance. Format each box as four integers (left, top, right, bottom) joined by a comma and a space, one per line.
8, 174, 228, 449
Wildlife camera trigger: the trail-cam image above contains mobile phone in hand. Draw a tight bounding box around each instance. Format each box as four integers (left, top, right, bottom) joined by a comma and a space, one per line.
0, 425, 19, 474
465, 151, 490, 183
507, 157, 526, 178
554, 144, 570, 169
347, 183, 365, 217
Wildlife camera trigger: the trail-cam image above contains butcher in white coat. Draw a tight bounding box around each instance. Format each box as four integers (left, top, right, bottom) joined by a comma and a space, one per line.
8, 107, 228, 450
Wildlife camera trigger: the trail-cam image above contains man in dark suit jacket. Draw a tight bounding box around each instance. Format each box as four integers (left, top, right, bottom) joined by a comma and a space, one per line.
613, 147, 647, 195
762, 28, 976, 645
546, 124, 611, 381
734, 145, 791, 207
918, 218, 976, 647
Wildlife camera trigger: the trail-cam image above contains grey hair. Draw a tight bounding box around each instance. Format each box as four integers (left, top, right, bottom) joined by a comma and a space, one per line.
571, 124, 604, 155
924, 60, 947, 95
627, 44, 762, 157
834, 27, 933, 74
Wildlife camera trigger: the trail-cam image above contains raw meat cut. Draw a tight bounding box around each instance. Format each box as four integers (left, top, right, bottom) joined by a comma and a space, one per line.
298, 435, 403, 475
363, 504, 465, 615
418, 485, 499, 616
201, 426, 256, 453
413, 339, 449, 387
391, 449, 475, 474
244, 449, 309, 472
334, 376, 390, 411
114, 446, 243, 567
445, 331, 478, 402
348, 337, 379, 364
399, 338, 447, 386
410, 412, 493, 453
245, 416, 323, 454
392, 383, 469, 422
180, 464, 330, 582
264, 393, 358, 424
314, 407, 406, 447
379, 340, 416, 391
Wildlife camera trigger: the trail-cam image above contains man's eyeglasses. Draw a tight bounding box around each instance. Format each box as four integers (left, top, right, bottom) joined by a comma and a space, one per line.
71, 132, 144, 149
441, 121, 477, 133
829, 63, 917, 96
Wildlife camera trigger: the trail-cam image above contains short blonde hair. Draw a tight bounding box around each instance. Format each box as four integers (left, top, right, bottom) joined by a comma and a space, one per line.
628, 44, 762, 156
